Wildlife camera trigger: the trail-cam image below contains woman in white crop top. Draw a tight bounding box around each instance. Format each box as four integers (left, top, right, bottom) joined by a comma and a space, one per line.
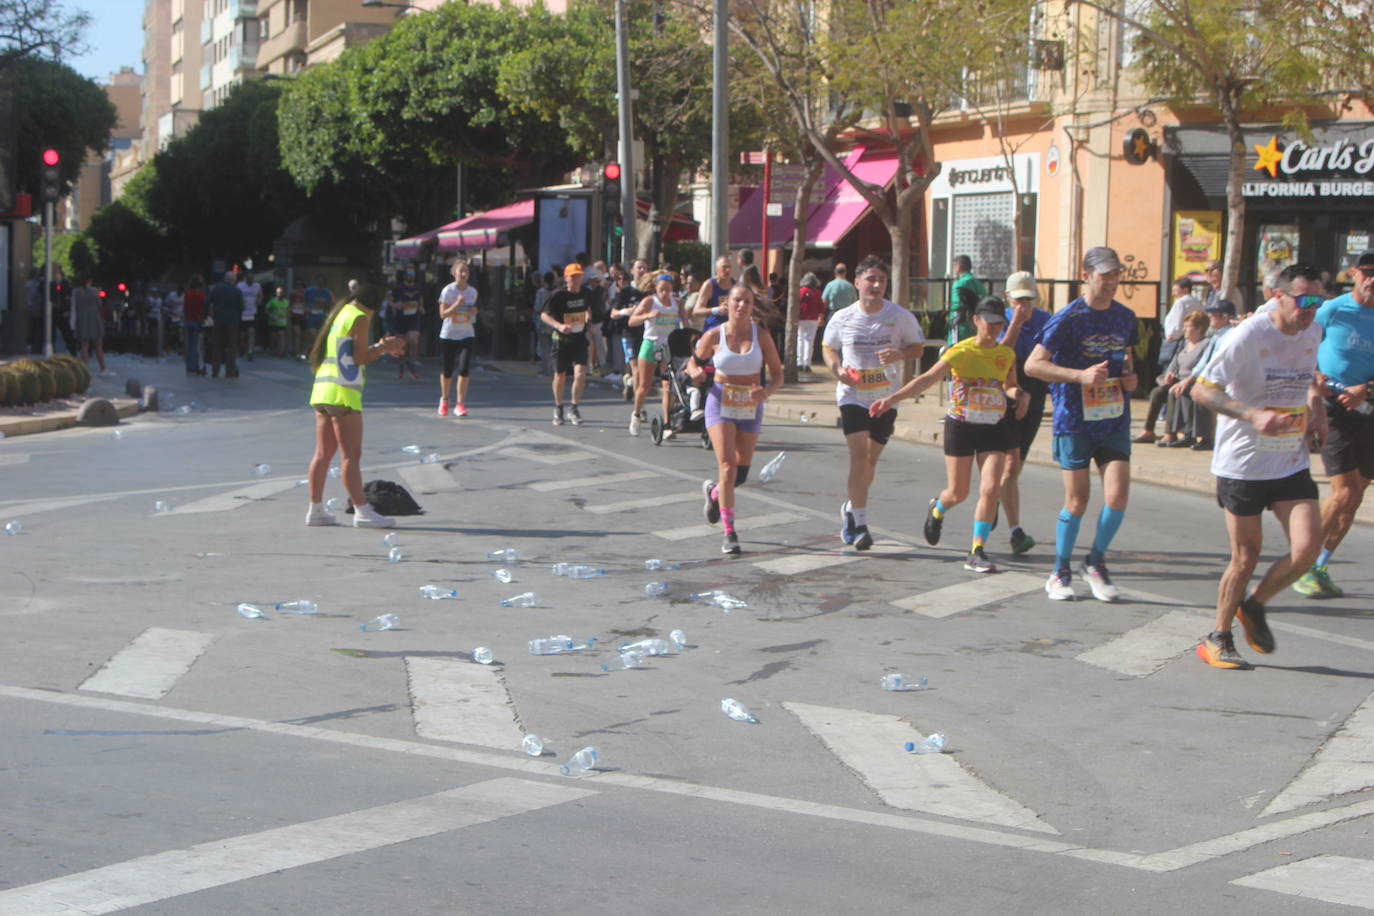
686, 284, 783, 555
626, 273, 683, 437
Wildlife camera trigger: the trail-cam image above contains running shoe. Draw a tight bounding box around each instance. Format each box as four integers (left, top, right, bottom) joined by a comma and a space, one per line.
663, 428, 676, 440
1236, 595, 1275, 654
305, 505, 337, 527
437, 398, 450, 417
840, 500, 856, 545
1009, 528, 1036, 555
702, 480, 720, 524
629, 410, 642, 437
923, 499, 943, 546
568, 405, 584, 426
1045, 569, 1074, 600
853, 525, 873, 551
455, 403, 468, 418
964, 546, 996, 573
721, 531, 741, 555
1196, 631, 1253, 670
1292, 565, 1344, 598
1080, 560, 1121, 602
552, 405, 565, 426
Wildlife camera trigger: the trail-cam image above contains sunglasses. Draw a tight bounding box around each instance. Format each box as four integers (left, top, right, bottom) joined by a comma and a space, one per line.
1289, 294, 1323, 310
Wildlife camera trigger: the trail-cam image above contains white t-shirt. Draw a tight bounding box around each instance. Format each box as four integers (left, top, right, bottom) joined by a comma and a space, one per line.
822, 299, 925, 408
237, 281, 261, 320
1163, 294, 1201, 338
439, 283, 478, 340
1199, 313, 1321, 481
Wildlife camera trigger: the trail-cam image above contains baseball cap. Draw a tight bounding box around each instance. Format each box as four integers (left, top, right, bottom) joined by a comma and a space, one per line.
973, 297, 1007, 322
563, 263, 584, 278
1004, 271, 1037, 300
1355, 250, 1374, 269
1082, 246, 1123, 273
1204, 298, 1236, 316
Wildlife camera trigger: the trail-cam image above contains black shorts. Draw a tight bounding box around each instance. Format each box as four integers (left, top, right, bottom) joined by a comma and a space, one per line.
1321, 401, 1374, 479
840, 404, 897, 445
1004, 398, 1046, 460
1216, 468, 1319, 517
440, 337, 475, 378
553, 334, 589, 374
944, 415, 1017, 457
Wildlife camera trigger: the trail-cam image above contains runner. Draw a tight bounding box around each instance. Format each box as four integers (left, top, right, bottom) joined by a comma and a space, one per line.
871, 297, 1026, 572
609, 258, 651, 399
995, 271, 1050, 555
627, 272, 684, 437
1189, 263, 1327, 669
1292, 249, 1374, 598
540, 263, 592, 426
436, 259, 478, 418
1024, 246, 1140, 601
689, 283, 784, 555
692, 255, 736, 332
820, 254, 925, 550
389, 268, 425, 379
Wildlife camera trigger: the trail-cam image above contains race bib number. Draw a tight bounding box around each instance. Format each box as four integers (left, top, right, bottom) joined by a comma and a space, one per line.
965, 386, 1006, 425
849, 365, 894, 405
1257, 406, 1307, 452
653, 309, 678, 328
721, 383, 756, 420
453, 310, 473, 325
564, 311, 587, 333
1081, 379, 1123, 421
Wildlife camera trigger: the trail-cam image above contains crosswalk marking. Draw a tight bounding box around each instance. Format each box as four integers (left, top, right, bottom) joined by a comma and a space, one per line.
0, 494, 118, 520
398, 461, 460, 492
1075, 610, 1203, 677
406, 657, 522, 749
785, 702, 1058, 834
751, 552, 863, 575
1263, 689, 1374, 816
498, 445, 599, 465
653, 511, 807, 542
0, 452, 31, 466
584, 491, 700, 515
0, 778, 595, 916
527, 469, 657, 492
170, 478, 302, 514
79, 627, 217, 699
889, 572, 1043, 618
1231, 855, 1374, 909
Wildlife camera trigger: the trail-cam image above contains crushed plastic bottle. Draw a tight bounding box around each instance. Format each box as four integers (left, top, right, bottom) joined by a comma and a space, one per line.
401, 444, 422, 454
251, 464, 270, 476
881, 674, 928, 691
758, 451, 787, 483
236, 603, 267, 619
360, 613, 399, 632
522, 734, 543, 756
669, 629, 687, 650
154, 500, 173, 513
644, 582, 670, 597
904, 733, 946, 755
327, 465, 340, 478
620, 638, 672, 656
420, 453, 441, 464
486, 548, 518, 563
382, 532, 399, 547
721, 698, 759, 723
325, 497, 343, 511
644, 559, 681, 571
4, 520, 21, 536
387, 547, 403, 564
492, 568, 514, 584
601, 651, 645, 672
528, 635, 574, 655
567, 565, 606, 579
689, 588, 726, 601
704, 593, 747, 611
560, 746, 600, 777
274, 600, 318, 614
502, 591, 540, 608
472, 646, 494, 665
551, 562, 572, 576
173, 404, 194, 415
110, 429, 124, 440
418, 585, 458, 600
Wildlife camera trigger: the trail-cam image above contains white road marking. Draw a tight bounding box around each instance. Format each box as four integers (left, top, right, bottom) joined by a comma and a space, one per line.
751, 552, 863, 575
584, 491, 700, 515
1075, 611, 1203, 676
0, 777, 594, 915
1231, 855, 1374, 909
169, 478, 303, 514
889, 572, 1043, 618
653, 511, 807, 542
784, 701, 1058, 834
1263, 690, 1374, 816
0, 452, 32, 466
78, 628, 216, 699
406, 657, 522, 749
498, 445, 599, 465
1119, 588, 1374, 654
398, 461, 460, 492
527, 469, 657, 492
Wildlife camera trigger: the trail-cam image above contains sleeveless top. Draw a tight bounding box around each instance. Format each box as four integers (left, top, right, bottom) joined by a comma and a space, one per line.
712, 320, 763, 376
310, 304, 367, 410
642, 294, 680, 343
702, 277, 733, 331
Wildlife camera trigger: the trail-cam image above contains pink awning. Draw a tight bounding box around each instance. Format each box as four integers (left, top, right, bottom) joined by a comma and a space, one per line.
394, 218, 464, 259
437, 199, 535, 252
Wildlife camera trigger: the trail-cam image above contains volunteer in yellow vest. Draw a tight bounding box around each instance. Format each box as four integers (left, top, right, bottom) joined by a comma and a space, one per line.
305, 281, 406, 528
870, 297, 1028, 574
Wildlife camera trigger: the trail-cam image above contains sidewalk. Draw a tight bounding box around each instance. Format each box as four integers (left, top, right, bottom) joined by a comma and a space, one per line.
0, 357, 141, 439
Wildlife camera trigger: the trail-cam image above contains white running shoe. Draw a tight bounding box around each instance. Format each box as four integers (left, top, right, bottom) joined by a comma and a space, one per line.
352, 503, 395, 528
629, 411, 641, 436
1045, 569, 1075, 600
1080, 561, 1121, 602
305, 505, 337, 527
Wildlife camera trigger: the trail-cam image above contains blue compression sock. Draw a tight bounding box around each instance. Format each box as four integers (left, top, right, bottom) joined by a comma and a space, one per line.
1088, 507, 1126, 566
1316, 547, 1334, 568
1055, 508, 1083, 571
971, 519, 993, 549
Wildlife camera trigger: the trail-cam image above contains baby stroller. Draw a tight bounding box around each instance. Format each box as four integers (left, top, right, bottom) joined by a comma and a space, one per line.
650, 327, 711, 449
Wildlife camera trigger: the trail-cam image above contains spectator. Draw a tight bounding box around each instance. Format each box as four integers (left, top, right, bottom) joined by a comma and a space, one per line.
796, 272, 824, 373
533, 270, 556, 377
207, 269, 245, 379
822, 262, 858, 317
1159, 277, 1201, 370
303, 275, 335, 355
288, 278, 308, 358
949, 254, 986, 345
237, 272, 262, 361
73, 275, 112, 377
183, 275, 206, 376
1154, 309, 1211, 448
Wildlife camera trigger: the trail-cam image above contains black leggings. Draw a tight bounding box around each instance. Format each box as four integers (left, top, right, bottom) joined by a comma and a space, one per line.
440, 337, 475, 378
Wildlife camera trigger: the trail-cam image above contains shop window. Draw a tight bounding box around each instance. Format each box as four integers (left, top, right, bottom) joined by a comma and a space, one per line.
951, 191, 1015, 280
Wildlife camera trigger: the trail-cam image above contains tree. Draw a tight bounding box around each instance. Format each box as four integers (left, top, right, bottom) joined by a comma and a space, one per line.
10, 55, 115, 198
83, 201, 166, 289
0, 0, 89, 72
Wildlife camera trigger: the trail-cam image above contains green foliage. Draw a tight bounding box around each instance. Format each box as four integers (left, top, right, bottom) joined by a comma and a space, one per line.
664, 241, 710, 278
84, 201, 167, 289
10, 55, 116, 197
32, 229, 88, 281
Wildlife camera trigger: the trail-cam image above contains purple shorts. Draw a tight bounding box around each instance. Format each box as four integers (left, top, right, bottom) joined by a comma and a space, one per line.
705, 383, 764, 434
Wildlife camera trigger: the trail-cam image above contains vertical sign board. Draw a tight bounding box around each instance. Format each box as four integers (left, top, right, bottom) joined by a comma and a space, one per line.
1171, 210, 1222, 278
535, 195, 590, 276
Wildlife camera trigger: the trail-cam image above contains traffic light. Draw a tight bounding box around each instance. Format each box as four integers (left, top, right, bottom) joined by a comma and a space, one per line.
41, 149, 60, 203
602, 161, 621, 223
116, 282, 127, 293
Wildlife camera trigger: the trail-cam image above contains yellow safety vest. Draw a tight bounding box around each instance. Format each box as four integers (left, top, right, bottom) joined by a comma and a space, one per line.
310, 304, 367, 411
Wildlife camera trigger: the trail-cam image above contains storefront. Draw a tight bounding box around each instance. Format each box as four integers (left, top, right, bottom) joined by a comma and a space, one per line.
926, 152, 1040, 281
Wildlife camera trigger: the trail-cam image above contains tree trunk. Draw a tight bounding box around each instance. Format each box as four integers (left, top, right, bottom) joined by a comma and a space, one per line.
1222, 112, 1247, 305
783, 157, 825, 384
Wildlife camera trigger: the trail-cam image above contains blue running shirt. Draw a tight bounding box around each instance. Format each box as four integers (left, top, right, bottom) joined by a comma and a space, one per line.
1314, 293, 1374, 388
1038, 298, 1139, 436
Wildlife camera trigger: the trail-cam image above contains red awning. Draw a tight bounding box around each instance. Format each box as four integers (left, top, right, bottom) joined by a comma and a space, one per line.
437, 199, 536, 252
394, 218, 464, 260
633, 199, 699, 242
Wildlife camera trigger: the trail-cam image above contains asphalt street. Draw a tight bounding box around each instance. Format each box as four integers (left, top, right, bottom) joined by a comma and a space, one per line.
2, 352, 1373, 914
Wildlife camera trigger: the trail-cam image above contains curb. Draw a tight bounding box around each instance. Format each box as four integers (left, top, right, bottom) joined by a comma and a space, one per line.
0, 398, 141, 439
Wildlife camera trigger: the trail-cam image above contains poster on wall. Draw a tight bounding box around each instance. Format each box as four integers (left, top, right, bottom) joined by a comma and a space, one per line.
1256, 224, 1300, 280
1172, 210, 1222, 278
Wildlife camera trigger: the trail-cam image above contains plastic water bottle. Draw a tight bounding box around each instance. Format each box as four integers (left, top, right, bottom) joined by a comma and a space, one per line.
294, 479, 308, 487
567, 565, 606, 579
502, 592, 540, 608
881, 674, 928, 691
418, 585, 458, 600
758, 451, 786, 483
689, 589, 727, 601
522, 734, 543, 756
669, 629, 687, 650
420, 453, 441, 464
710, 594, 748, 611
487, 548, 518, 563
644, 582, 670, 597
327, 465, 340, 478
360, 613, 399, 632
401, 444, 422, 454
4, 520, 21, 536
620, 638, 672, 656
236, 603, 266, 619
721, 698, 759, 723
110, 429, 125, 440
551, 562, 572, 576
601, 651, 645, 672
274, 600, 318, 614
1325, 379, 1374, 416
174, 404, 193, 415
388, 547, 403, 564
560, 746, 600, 777
905, 733, 946, 754
325, 497, 343, 511
644, 559, 680, 571
529, 635, 575, 655
472, 646, 494, 665
799, 414, 811, 424
154, 500, 173, 513
492, 568, 514, 584
251, 464, 270, 476
382, 532, 398, 547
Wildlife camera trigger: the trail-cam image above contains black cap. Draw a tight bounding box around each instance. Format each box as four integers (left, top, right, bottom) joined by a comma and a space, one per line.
1356, 250, 1374, 269
973, 296, 1006, 322
1204, 298, 1236, 316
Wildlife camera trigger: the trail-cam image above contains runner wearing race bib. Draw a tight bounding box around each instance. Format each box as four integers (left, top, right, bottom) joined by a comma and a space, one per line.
437, 259, 479, 418
388, 268, 425, 380
626, 273, 683, 437
539, 263, 593, 426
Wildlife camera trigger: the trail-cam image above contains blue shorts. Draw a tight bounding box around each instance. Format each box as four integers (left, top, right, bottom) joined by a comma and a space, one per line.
1052, 429, 1132, 470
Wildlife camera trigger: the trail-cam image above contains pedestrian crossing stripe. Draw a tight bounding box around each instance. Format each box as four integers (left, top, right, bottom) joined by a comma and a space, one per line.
1263, 689, 1374, 817
170, 478, 300, 514
79, 627, 217, 699
405, 656, 523, 749
1231, 855, 1374, 909
889, 572, 1043, 618
398, 461, 460, 493
584, 492, 700, 515
498, 445, 599, 465
752, 552, 863, 575
653, 511, 807, 542
527, 470, 657, 492
1075, 610, 1203, 677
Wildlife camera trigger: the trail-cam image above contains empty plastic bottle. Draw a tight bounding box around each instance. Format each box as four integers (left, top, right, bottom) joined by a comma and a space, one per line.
758, 451, 787, 483
502, 591, 540, 608
709, 593, 748, 611
560, 746, 600, 776
644, 559, 681, 571
154, 500, 173, 513
418, 585, 458, 600
294, 479, 308, 487
904, 733, 946, 754
799, 414, 811, 424
492, 568, 514, 584
110, 429, 125, 440
4, 520, 21, 536
689, 589, 727, 601
644, 582, 670, 597
620, 638, 672, 656
721, 698, 759, 723
325, 497, 343, 511
382, 532, 398, 547
522, 734, 543, 756
567, 565, 606, 579
601, 651, 645, 672
669, 629, 687, 650
174, 404, 194, 416
274, 600, 318, 614
528, 635, 575, 655
472, 646, 494, 665
327, 465, 340, 478
487, 548, 519, 563
360, 613, 399, 632
388, 547, 403, 564
251, 464, 270, 476
881, 674, 929, 692
236, 603, 267, 619
401, 444, 422, 454
1326, 379, 1374, 416
551, 562, 572, 576
420, 453, 441, 464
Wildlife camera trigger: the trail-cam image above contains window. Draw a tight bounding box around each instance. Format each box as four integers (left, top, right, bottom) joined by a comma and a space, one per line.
951, 192, 1016, 280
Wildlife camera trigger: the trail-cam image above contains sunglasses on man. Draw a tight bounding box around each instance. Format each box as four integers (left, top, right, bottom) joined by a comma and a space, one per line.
1287, 293, 1323, 310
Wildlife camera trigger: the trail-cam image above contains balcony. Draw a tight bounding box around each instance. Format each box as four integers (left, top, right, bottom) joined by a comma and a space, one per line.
256, 17, 307, 71
234, 1, 258, 16
200, 18, 211, 46
200, 62, 211, 91
229, 43, 260, 73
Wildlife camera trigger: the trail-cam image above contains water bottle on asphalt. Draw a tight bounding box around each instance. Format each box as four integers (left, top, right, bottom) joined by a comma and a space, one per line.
600, 651, 645, 672
382, 532, 398, 547
251, 463, 270, 476
689, 589, 727, 601
551, 562, 572, 576
360, 613, 399, 632
325, 497, 342, 511
904, 733, 946, 754
418, 585, 458, 600
567, 565, 606, 579
502, 592, 540, 608
154, 500, 173, 513
420, 453, 441, 464
644, 582, 669, 597
274, 600, 318, 614
487, 548, 519, 563
721, 698, 759, 723
560, 746, 600, 776
236, 603, 266, 619
387, 547, 403, 564
881, 674, 928, 691
529, 636, 575, 655
645, 559, 681, 571
620, 638, 672, 656
472, 647, 494, 665
669, 629, 687, 650
401, 445, 421, 454
758, 452, 786, 483
492, 568, 514, 584
710, 594, 748, 611
522, 734, 543, 756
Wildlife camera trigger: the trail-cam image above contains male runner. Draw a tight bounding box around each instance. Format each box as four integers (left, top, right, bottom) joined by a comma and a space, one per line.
540, 263, 592, 426
998, 271, 1049, 554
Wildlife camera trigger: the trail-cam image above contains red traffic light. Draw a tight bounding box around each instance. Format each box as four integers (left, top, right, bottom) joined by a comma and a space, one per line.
42, 148, 60, 167
116, 282, 127, 292
98, 290, 107, 299
603, 162, 621, 182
